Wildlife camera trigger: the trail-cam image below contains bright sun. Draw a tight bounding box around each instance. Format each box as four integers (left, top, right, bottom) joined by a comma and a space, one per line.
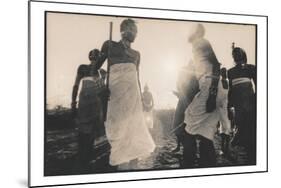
164, 61, 179, 76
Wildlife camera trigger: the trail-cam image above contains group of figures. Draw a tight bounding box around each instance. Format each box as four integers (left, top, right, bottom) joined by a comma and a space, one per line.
70, 18, 256, 172
172, 24, 256, 168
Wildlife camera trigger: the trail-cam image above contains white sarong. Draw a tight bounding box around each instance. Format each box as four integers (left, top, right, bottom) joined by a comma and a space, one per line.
184, 74, 231, 140
105, 63, 155, 166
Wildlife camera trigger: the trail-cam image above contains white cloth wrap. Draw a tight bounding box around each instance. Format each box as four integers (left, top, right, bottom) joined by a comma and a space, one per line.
184, 74, 231, 140
105, 63, 155, 166
232, 77, 251, 86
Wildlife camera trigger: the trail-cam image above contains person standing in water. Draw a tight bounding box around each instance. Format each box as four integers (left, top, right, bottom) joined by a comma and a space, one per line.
171, 61, 199, 153
182, 24, 231, 168
142, 84, 154, 129
228, 44, 256, 165
96, 19, 155, 170
217, 67, 232, 156
71, 49, 107, 172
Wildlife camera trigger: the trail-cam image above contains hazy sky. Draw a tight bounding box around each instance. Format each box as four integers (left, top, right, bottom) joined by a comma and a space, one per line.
46, 12, 256, 109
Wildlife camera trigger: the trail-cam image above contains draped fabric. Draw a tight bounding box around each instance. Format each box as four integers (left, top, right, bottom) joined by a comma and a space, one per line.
105, 63, 155, 166
184, 74, 231, 140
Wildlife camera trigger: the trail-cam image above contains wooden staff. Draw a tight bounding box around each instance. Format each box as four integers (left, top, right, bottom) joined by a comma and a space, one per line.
104, 22, 113, 121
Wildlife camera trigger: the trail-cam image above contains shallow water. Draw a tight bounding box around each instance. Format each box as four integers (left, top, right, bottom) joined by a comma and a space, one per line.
45, 115, 249, 176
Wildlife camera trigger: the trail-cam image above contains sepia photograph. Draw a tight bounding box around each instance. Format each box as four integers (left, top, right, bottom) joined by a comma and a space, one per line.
29, 1, 268, 187
45, 12, 257, 174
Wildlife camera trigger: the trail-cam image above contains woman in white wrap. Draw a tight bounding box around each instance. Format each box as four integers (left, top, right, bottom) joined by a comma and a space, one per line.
96, 19, 155, 170
182, 24, 231, 167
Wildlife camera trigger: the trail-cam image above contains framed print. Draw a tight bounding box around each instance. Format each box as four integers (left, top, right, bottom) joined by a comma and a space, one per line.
28, 0, 268, 187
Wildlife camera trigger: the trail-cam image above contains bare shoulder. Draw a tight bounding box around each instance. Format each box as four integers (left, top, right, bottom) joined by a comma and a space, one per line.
131, 48, 140, 54
101, 40, 118, 50
78, 64, 88, 72
132, 49, 140, 59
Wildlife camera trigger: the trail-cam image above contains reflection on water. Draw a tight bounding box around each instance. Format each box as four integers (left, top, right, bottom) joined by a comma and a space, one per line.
44, 110, 249, 176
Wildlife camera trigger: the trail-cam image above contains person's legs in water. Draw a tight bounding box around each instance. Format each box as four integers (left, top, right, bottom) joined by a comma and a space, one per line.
182, 131, 197, 168
80, 133, 89, 163
88, 134, 95, 163
245, 114, 256, 165
172, 99, 187, 152
75, 132, 88, 173
78, 133, 95, 172
220, 133, 230, 155
198, 135, 216, 167
173, 131, 185, 152
245, 101, 256, 165
173, 135, 181, 152
232, 107, 256, 165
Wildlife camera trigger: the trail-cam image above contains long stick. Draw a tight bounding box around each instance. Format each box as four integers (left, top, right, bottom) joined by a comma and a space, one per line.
104, 22, 113, 121
169, 122, 185, 135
